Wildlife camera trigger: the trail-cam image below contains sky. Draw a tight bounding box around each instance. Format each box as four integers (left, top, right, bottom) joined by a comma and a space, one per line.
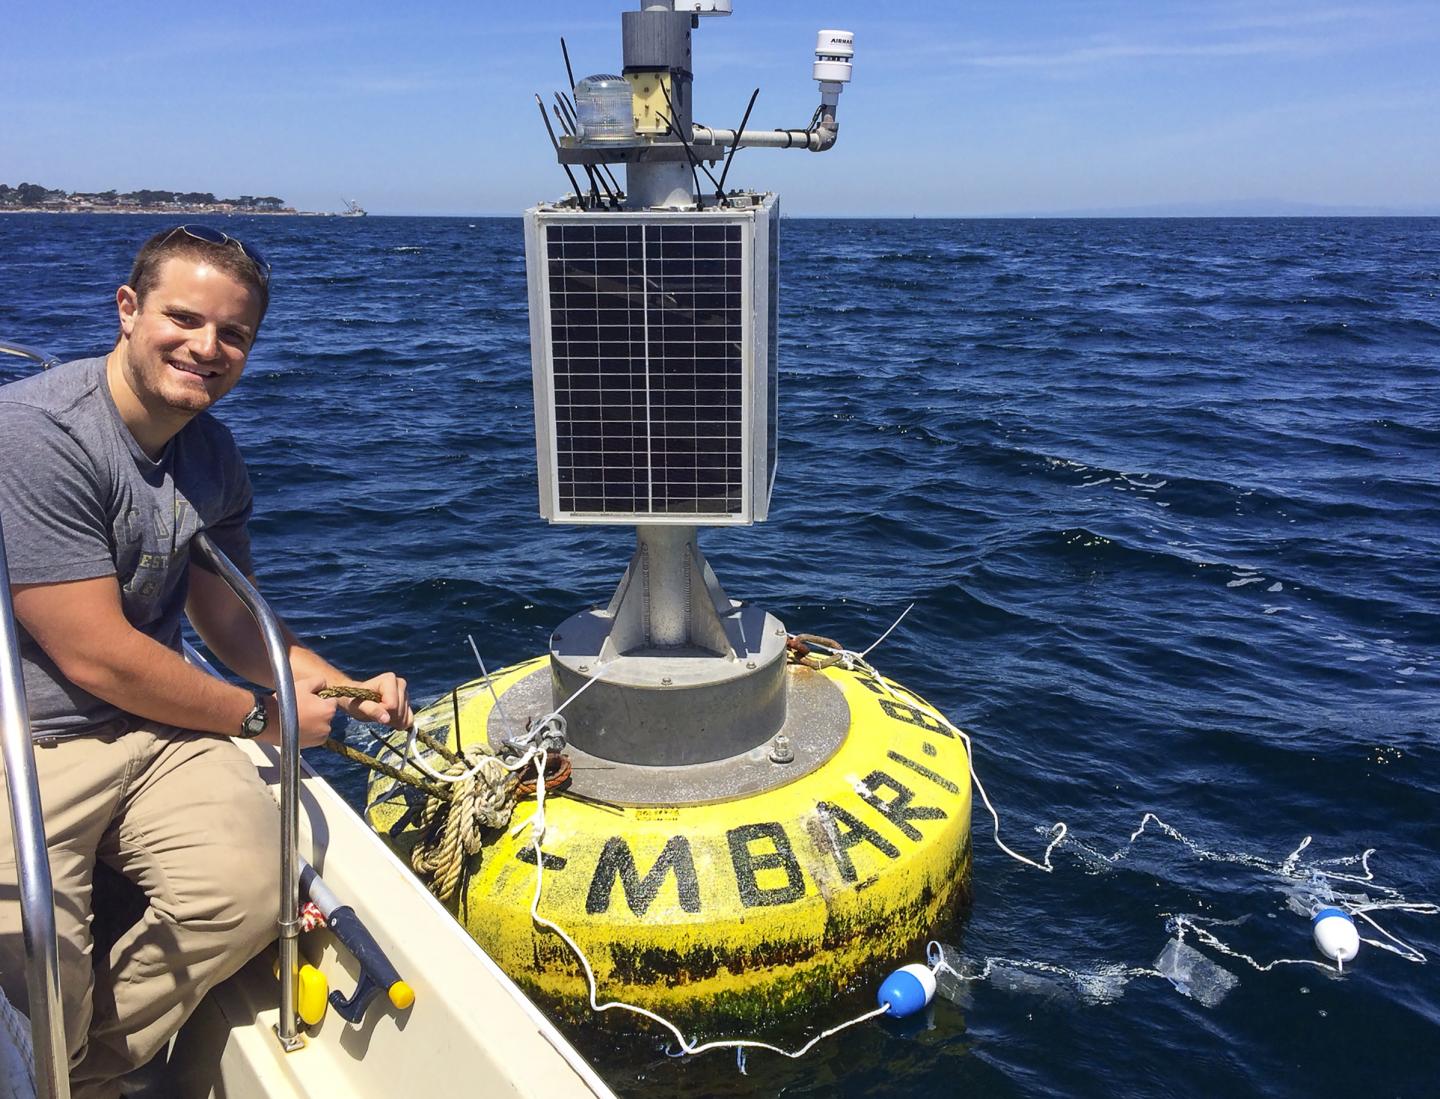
3, 1, 1438, 217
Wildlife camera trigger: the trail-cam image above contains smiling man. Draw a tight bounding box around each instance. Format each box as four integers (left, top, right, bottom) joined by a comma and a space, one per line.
0, 227, 412, 1098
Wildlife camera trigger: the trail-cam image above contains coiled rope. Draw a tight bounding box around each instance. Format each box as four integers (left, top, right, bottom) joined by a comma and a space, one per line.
410, 746, 519, 903
319, 684, 569, 904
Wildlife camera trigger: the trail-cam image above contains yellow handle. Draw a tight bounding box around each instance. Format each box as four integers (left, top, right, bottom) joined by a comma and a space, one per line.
275, 957, 330, 1026
297, 965, 329, 1026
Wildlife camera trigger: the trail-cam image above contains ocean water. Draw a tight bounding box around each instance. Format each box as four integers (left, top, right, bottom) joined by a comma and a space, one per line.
2, 213, 1437, 1097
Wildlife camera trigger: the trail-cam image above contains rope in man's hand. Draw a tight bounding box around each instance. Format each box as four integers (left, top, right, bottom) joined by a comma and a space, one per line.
317, 685, 383, 703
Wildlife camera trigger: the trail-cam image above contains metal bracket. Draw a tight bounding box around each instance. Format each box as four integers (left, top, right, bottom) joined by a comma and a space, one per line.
271, 1023, 306, 1053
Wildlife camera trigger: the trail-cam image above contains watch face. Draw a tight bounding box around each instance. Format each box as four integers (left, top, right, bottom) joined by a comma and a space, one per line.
242, 699, 268, 737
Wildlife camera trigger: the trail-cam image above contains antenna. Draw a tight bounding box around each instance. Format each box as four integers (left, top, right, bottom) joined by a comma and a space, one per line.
533, 95, 585, 207
714, 88, 759, 198
559, 36, 577, 91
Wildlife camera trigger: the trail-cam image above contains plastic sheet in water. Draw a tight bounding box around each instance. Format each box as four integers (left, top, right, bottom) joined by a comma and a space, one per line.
1154, 937, 1239, 1007
928, 943, 1138, 1008
986, 963, 1073, 1004
929, 943, 976, 1008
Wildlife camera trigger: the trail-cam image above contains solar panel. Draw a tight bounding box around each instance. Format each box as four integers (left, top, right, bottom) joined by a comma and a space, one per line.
526, 196, 778, 524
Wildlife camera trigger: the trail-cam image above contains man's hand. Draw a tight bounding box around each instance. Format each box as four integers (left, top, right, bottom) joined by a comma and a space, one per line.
188, 567, 412, 734
262, 676, 339, 748
336, 672, 412, 731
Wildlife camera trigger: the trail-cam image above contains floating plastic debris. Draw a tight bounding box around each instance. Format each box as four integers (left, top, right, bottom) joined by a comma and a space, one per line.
1055, 814, 1439, 972
927, 942, 1155, 1009
927, 945, 977, 1008
986, 963, 1073, 1004
1153, 937, 1239, 1008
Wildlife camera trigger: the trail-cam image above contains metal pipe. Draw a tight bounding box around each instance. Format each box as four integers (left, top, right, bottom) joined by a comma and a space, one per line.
625, 162, 694, 210
0, 518, 71, 1099
181, 640, 349, 920
691, 113, 838, 152
190, 534, 304, 1052
0, 342, 60, 370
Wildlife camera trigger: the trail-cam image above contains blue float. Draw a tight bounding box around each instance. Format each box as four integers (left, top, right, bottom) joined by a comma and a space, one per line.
877, 963, 937, 1018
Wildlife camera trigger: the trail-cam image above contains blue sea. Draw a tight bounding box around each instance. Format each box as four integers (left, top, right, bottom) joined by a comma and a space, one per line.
2, 213, 1437, 1097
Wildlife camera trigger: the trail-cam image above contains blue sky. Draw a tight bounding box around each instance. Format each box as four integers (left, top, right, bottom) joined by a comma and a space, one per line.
4, 1, 1437, 216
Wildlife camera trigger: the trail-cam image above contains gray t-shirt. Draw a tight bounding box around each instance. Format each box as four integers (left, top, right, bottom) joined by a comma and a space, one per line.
0, 357, 254, 737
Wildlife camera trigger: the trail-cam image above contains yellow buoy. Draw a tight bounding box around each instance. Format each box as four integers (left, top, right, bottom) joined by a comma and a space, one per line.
367, 655, 972, 1026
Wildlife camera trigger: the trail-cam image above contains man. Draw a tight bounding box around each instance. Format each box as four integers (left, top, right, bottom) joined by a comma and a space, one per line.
0, 226, 412, 1098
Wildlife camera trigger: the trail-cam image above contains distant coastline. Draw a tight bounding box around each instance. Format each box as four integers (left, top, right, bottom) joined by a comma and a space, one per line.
0, 182, 333, 217
0, 207, 321, 216
0, 207, 318, 216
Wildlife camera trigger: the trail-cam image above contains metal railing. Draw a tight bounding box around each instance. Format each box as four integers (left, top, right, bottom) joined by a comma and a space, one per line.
189, 534, 305, 1051
0, 343, 60, 371
0, 515, 72, 1099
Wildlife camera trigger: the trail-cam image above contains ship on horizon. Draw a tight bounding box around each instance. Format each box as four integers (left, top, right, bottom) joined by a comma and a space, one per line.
341, 198, 367, 217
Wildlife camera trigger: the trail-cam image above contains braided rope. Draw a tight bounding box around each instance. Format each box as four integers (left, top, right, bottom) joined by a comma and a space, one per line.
410, 748, 518, 903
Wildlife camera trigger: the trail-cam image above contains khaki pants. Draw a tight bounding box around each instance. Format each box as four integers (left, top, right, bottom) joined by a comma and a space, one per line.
0, 726, 281, 1099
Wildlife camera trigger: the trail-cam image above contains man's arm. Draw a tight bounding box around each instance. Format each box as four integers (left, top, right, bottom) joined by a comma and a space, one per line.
186, 565, 412, 730
12, 575, 340, 746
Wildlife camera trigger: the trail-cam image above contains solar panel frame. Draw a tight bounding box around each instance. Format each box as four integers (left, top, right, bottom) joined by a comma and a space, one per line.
526, 196, 778, 526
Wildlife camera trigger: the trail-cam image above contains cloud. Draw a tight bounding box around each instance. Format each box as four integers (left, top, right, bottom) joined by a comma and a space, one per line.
959, 34, 1336, 69
862, 3, 1439, 76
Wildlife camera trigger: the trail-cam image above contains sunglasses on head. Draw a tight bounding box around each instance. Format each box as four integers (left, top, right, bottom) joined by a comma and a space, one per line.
164, 225, 271, 286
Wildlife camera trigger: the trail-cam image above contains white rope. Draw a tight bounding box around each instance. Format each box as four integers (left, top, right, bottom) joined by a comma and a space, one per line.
1087, 814, 1439, 972
815, 609, 1438, 987
404, 652, 609, 785
468, 634, 519, 733
859, 602, 915, 658
1351, 905, 1438, 963
502, 601, 1053, 1061
796, 603, 915, 671
862, 666, 1067, 873
516, 749, 893, 1060
1168, 915, 1334, 974
796, 608, 1068, 872
1108, 813, 1295, 874
508, 606, 930, 1059
416, 605, 1432, 1061
956, 723, 1067, 873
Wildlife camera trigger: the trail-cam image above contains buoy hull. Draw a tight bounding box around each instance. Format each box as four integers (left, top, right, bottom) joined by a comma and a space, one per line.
368, 659, 973, 1026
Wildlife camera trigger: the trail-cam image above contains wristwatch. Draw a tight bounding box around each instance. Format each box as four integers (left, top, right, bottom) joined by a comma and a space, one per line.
240, 692, 270, 739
